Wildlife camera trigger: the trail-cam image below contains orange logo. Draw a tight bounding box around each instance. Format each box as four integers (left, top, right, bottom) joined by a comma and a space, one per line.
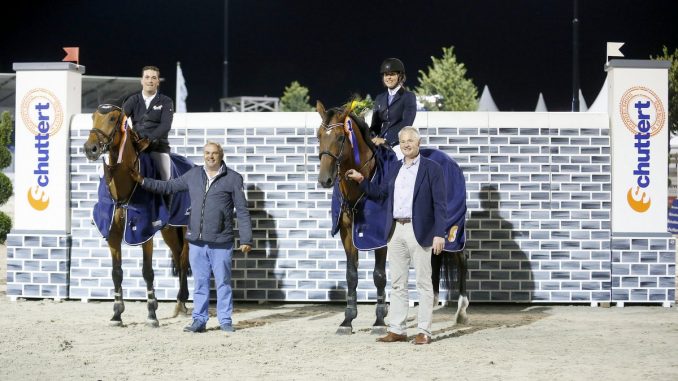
626, 186, 651, 213
27, 186, 49, 211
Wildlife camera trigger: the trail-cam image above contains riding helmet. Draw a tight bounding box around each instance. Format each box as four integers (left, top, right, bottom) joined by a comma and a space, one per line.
380, 58, 405, 74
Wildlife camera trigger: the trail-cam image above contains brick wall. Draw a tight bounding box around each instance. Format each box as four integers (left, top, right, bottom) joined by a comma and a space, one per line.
6, 111, 675, 304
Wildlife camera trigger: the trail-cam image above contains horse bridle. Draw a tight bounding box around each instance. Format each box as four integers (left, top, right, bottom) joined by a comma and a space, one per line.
91, 104, 140, 205
318, 119, 377, 181
318, 121, 347, 164
89, 104, 124, 155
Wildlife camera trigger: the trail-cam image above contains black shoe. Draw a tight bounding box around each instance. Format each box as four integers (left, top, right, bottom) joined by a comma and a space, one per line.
183, 320, 206, 333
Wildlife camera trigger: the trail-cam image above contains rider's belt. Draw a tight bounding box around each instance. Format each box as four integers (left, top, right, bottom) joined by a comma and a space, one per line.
394, 218, 411, 225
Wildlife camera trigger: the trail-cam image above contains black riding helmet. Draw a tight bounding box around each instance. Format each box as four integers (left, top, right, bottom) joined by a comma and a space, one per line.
380, 58, 405, 74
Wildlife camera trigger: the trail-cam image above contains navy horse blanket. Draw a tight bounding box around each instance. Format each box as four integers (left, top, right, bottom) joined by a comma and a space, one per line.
93, 153, 194, 245
331, 145, 467, 252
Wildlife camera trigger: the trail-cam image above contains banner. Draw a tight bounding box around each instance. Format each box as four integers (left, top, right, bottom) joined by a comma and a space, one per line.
176, 62, 188, 113
608, 60, 670, 233
13, 62, 83, 232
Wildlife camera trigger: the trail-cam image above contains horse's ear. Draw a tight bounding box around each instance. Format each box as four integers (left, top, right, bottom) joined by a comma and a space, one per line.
316, 100, 326, 118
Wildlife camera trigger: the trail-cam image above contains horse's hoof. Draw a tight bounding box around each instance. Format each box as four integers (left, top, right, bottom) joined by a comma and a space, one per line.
335, 326, 353, 335
146, 319, 160, 328
109, 320, 123, 327
173, 303, 188, 318
371, 326, 388, 335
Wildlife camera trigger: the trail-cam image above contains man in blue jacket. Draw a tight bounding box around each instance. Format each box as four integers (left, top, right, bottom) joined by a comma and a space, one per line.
131, 142, 252, 333
346, 126, 447, 345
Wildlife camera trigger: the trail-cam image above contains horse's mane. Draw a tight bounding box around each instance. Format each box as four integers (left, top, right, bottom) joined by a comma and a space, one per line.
325, 106, 377, 152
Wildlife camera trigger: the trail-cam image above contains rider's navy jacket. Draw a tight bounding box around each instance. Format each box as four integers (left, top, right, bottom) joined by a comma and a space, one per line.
359, 155, 447, 247
123, 92, 174, 153
369, 87, 417, 146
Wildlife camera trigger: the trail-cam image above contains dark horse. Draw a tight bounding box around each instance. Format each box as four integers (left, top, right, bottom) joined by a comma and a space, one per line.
316, 100, 469, 335
83, 103, 190, 327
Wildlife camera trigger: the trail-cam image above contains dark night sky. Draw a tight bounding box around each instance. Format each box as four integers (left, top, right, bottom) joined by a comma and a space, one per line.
2, 0, 677, 112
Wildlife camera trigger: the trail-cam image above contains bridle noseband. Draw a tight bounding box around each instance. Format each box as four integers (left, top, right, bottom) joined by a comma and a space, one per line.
318, 121, 347, 164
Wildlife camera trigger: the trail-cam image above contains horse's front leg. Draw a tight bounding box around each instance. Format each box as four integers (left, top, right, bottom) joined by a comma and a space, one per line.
337, 224, 358, 335
372, 246, 388, 334
141, 239, 159, 327
175, 233, 190, 317
108, 216, 125, 326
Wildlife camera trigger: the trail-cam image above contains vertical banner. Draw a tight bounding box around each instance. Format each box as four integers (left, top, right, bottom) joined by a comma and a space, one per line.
608, 60, 670, 233
13, 62, 83, 232
176, 61, 188, 113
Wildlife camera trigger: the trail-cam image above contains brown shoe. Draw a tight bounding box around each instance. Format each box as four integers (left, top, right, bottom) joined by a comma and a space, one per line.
412, 333, 432, 345
376, 332, 407, 343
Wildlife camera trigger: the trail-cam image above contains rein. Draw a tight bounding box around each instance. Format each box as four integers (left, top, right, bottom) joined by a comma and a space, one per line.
89, 105, 124, 156
90, 105, 141, 205
319, 120, 377, 181
319, 117, 377, 214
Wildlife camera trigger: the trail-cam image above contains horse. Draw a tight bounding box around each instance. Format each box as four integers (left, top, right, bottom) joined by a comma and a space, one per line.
83, 103, 191, 327
316, 100, 469, 335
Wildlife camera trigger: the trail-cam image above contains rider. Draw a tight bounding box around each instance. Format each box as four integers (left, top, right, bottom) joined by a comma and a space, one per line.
370, 58, 417, 160
123, 66, 174, 182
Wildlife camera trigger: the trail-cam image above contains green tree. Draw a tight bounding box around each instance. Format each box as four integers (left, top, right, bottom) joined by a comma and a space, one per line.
280, 81, 314, 111
0, 112, 11, 169
0, 111, 12, 243
651, 46, 678, 134
415, 46, 478, 111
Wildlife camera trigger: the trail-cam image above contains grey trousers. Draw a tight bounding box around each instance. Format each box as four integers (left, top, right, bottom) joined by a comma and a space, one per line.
149, 151, 171, 181
386, 221, 434, 336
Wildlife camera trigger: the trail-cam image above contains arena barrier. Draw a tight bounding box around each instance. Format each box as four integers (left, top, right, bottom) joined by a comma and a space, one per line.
7, 61, 674, 306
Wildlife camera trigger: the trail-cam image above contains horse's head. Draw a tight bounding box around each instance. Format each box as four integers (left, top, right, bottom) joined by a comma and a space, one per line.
84, 104, 124, 161
316, 101, 354, 188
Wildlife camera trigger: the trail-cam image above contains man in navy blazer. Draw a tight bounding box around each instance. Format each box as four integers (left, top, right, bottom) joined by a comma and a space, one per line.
346, 126, 447, 345
123, 65, 175, 183
370, 58, 417, 157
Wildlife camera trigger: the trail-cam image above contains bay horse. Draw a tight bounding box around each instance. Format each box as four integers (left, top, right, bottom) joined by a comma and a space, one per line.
316, 100, 469, 335
83, 103, 190, 327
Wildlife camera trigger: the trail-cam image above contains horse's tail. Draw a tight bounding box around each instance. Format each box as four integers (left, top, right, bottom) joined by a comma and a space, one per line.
441, 251, 455, 295
170, 227, 182, 276
434, 249, 467, 300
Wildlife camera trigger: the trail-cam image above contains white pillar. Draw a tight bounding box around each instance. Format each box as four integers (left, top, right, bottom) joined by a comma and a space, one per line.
607, 59, 670, 234
13, 62, 84, 233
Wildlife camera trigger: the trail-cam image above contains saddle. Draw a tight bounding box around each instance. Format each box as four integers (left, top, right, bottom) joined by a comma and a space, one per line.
93, 153, 194, 245
128, 126, 152, 152
330, 146, 467, 252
